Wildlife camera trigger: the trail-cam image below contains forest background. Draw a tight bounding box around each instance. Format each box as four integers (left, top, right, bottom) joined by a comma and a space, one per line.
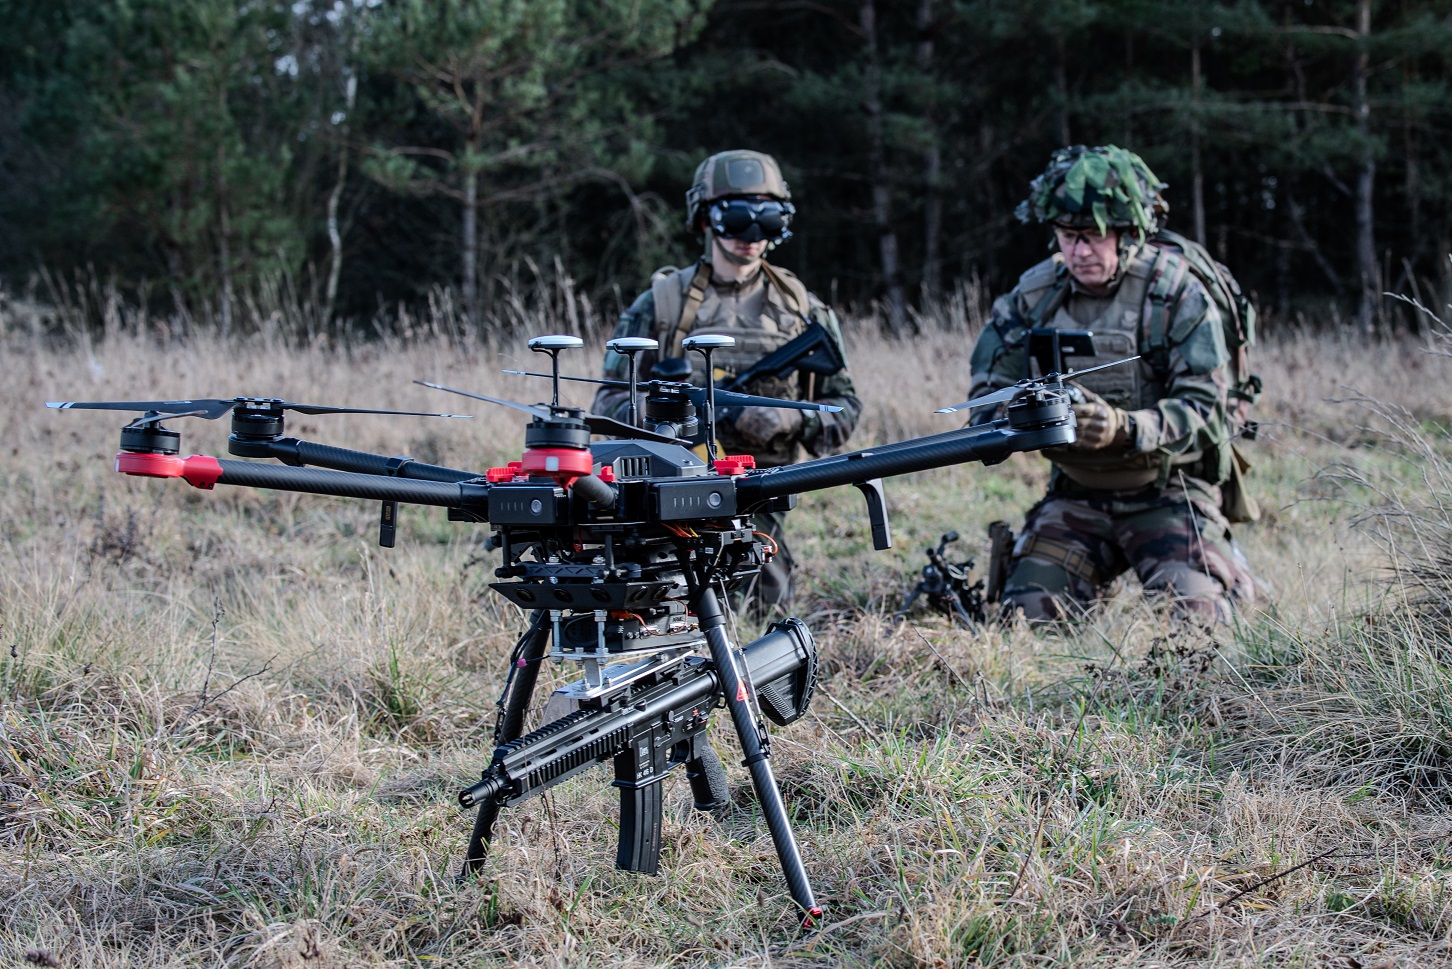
2, 0, 1450, 338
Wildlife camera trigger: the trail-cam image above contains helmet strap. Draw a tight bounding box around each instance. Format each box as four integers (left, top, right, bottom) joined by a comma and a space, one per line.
710, 233, 763, 269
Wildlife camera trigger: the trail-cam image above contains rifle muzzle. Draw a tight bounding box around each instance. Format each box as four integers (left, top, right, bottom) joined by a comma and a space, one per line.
459, 773, 507, 809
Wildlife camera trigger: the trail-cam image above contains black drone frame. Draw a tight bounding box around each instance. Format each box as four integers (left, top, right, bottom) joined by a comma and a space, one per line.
48, 334, 1078, 927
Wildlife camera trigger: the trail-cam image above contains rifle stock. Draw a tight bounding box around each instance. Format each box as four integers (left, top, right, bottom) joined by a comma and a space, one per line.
720, 321, 844, 392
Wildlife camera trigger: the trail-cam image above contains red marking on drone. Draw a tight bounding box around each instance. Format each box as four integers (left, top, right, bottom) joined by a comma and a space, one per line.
596, 463, 616, 483
736, 683, 748, 702
114, 452, 223, 490
485, 461, 525, 483
713, 454, 756, 476
802, 907, 823, 928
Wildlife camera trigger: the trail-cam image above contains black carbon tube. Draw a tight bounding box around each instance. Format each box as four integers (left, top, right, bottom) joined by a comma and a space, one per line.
215, 459, 488, 509
570, 473, 617, 511
734, 421, 1074, 506
694, 587, 820, 922
244, 438, 482, 482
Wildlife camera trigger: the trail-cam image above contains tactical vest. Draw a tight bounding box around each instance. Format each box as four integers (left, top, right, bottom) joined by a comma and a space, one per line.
650, 260, 813, 465
1018, 246, 1204, 491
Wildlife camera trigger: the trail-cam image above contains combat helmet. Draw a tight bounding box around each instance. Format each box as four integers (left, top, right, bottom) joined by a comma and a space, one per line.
685, 149, 794, 241
1016, 145, 1168, 241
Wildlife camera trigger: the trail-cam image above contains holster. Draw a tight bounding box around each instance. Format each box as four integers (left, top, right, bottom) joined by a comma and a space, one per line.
984, 520, 1015, 603
1221, 443, 1260, 524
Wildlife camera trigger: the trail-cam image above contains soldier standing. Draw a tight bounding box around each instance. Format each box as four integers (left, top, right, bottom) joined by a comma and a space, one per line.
968, 145, 1258, 623
594, 149, 861, 614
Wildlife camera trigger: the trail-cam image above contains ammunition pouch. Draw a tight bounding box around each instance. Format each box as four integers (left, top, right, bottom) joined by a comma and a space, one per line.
1220, 444, 1260, 524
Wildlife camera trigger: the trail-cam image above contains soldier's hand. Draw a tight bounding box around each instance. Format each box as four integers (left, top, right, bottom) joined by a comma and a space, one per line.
1068, 388, 1128, 451
731, 406, 803, 447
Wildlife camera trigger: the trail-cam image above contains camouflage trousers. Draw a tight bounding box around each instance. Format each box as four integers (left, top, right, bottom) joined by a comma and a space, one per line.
1002, 477, 1256, 624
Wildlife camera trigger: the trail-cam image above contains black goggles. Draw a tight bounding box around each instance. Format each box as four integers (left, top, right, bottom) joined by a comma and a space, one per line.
708, 198, 795, 242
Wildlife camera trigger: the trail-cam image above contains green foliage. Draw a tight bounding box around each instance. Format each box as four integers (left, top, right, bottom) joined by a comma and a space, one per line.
2, 0, 1451, 327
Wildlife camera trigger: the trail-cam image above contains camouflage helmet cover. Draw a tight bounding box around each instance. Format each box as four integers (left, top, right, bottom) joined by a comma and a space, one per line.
1015, 145, 1168, 240
685, 149, 791, 230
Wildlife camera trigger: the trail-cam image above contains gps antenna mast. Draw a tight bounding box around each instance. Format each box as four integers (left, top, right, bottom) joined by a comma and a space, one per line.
528, 335, 584, 408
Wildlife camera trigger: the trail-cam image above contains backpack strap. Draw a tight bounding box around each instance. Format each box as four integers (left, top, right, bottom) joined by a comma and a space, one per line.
1022, 263, 1070, 331
759, 261, 810, 321
659, 259, 712, 357
1140, 247, 1189, 377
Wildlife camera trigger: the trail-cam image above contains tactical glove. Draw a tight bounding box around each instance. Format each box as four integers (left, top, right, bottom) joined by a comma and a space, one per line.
731, 406, 804, 448
1069, 388, 1128, 451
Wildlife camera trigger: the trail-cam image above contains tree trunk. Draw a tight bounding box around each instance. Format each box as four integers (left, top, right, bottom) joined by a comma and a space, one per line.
916, 0, 942, 303
859, 0, 907, 333
1191, 40, 1206, 245
324, 69, 357, 326
216, 141, 233, 339
1352, 0, 1379, 335
1054, 30, 1071, 144
462, 164, 480, 326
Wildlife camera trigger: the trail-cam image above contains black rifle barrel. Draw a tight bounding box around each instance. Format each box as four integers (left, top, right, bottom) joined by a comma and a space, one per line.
215, 459, 489, 508
734, 420, 1074, 505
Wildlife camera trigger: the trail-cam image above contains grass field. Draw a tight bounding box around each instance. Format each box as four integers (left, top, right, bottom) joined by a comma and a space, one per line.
4, 292, 1452, 967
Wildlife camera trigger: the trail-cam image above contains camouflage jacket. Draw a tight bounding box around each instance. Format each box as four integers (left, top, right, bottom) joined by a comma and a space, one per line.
594, 261, 862, 467
968, 243, 1233, 492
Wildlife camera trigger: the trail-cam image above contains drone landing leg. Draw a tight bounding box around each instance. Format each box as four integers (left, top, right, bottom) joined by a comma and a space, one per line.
948, 595, 977, 627
893, 583, 925, 624
461, 610, 551, 879
694, 587, 821, 925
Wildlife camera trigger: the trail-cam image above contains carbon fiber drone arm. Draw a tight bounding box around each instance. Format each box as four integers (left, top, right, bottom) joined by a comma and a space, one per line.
236, 437, 482, 483
116, 451, 489, 509
734, 413, 1074, 507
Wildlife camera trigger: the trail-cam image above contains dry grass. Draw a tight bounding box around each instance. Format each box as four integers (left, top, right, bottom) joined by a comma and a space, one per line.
5, 288, 1452, 967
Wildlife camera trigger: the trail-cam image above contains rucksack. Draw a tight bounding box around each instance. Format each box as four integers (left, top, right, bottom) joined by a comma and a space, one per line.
1146, 229, 1261, 522
1147, 229, 1261, 440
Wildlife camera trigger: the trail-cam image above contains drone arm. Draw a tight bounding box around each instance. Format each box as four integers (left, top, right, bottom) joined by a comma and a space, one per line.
119, 452, 489, 509
247, 438, 480, 483
214, 460, 488, 508
570, 473, 617, 512
734, 420, 1073, 507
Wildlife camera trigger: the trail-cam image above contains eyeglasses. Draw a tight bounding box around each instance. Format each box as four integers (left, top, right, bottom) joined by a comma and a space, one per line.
1052, 226, 1112, 248
708, 198, 795, 242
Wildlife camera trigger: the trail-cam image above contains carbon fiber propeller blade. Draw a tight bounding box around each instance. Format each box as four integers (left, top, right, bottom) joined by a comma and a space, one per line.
414, 380, 689, 446
47, 397, 470, 419
934, 355, 1141, 414
500, 370, 843, 412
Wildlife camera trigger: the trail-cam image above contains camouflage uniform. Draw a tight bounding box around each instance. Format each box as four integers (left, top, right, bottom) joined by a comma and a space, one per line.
595, 150, 862, 614
969, 233, 1256, 623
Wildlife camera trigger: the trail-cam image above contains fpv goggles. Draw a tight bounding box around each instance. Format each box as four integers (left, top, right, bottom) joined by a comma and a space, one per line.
708, 197, 795, 243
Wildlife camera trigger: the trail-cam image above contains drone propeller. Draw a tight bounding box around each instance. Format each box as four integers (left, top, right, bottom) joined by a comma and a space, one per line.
127, 409, 211, 426
413, 380, 690, 447
46, 396, 471, 420
500, 370, 842, 413
934, 355, 1141, 414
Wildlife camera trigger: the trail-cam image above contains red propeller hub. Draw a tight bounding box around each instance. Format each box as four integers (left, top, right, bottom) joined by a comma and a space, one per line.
519, 446, 593, 486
